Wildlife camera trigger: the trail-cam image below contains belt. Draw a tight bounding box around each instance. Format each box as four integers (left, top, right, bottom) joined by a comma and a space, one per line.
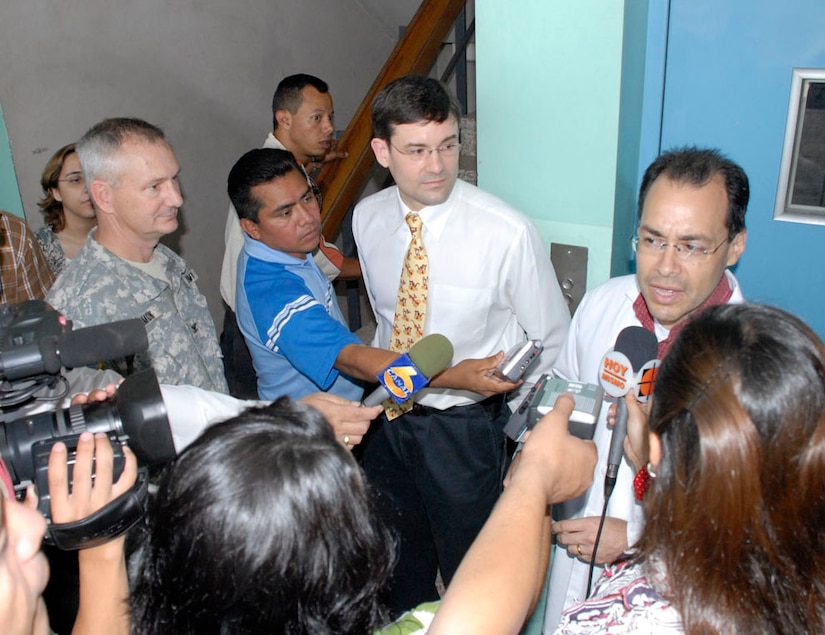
408, 393, 507, 419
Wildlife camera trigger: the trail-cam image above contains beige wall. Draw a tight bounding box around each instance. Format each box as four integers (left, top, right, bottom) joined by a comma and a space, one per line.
0, 0, 420, 325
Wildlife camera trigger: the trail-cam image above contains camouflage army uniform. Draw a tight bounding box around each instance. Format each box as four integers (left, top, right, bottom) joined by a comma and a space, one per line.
47, 231, 228, 393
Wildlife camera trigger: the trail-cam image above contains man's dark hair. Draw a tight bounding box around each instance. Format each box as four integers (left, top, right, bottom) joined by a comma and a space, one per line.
272, 73, 329, 130
371, 74, 461, 141
638, 146, 749, 238
227, 148, 303, 223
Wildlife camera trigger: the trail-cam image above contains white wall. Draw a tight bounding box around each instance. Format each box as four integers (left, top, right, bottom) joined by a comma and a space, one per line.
0, 0, 420, 325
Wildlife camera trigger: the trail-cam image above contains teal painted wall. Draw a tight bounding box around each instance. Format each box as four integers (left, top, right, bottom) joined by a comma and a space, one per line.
611, 0, 650, 277
475, 0, 642, 290
0, 101, 23, 218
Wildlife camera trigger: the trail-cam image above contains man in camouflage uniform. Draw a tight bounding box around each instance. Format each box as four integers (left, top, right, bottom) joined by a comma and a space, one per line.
47, 117, 227, 393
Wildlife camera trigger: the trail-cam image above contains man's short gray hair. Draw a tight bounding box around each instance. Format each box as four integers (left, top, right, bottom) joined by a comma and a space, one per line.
77, 117, 168, 187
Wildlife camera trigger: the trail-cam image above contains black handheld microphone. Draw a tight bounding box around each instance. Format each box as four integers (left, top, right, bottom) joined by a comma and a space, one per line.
362, 334, 454, 407
598, 326, 658, 497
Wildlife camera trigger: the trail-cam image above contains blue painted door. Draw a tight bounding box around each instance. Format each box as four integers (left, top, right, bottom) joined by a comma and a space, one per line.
659, 0, 825, 335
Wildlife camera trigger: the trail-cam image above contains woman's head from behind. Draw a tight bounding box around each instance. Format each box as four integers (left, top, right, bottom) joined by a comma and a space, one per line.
130, 399, 394, 635
642, 303, 825, 632
39, 143, 95, 231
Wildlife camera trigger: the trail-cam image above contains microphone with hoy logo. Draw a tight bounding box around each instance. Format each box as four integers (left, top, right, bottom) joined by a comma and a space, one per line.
598, 326, 660, 496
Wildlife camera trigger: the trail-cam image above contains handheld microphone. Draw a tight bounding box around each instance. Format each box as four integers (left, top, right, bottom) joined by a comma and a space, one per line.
599, 326, 658, 497
362, 334, 454, 407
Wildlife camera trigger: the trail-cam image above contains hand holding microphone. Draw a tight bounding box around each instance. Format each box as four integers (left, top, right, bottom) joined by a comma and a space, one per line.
604, 393, 653, 470
598, 326, 659, 497
620, 395, 652, 472
570, 327, 659, 597
362, 334, 454, 407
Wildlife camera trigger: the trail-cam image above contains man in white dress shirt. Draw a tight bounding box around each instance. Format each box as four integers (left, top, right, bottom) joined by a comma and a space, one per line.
543, 146, 749, 631
353, 74, 571, 615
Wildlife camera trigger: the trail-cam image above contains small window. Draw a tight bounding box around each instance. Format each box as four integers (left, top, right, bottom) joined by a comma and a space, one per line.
774, 68, 825, 224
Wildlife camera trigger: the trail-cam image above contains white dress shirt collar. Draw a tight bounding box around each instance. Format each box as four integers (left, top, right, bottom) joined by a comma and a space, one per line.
392, 182, 460, 240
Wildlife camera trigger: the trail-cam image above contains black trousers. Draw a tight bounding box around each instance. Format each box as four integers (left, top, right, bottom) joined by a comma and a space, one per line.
361, 396, 509, 616
219, 305, 259, 400
42, 545, 79, 635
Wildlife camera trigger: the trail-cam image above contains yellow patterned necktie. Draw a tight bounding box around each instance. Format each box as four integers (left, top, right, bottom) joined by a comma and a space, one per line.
384, 212, 429, 420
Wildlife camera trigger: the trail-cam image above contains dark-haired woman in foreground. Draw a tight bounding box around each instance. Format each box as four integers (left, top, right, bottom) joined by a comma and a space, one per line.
127, 395, 594, 635
602, 302, 825, 633
129, 400, 396, 634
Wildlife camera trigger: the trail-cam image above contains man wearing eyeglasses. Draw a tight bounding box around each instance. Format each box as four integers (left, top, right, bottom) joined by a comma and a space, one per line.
352, 74, 571, 614
228, 147, 524, 451
543, 146, 748, 631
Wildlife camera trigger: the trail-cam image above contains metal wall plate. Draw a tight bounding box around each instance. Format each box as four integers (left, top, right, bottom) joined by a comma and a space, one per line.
550, 243, 588, 316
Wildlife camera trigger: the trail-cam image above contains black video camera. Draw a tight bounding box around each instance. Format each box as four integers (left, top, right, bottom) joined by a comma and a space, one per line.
0, 300, 175, 549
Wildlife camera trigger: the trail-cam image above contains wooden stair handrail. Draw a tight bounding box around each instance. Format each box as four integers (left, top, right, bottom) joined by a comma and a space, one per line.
318, 0, 467, 238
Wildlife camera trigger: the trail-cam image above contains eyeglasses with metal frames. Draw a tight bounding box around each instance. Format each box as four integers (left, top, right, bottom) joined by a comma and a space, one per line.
57, 175, 85, 187
389, 142, 461, 162
630, 234, 729, 260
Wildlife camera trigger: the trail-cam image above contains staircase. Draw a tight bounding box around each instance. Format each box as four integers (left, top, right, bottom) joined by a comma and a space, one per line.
317, 0, 475, 238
